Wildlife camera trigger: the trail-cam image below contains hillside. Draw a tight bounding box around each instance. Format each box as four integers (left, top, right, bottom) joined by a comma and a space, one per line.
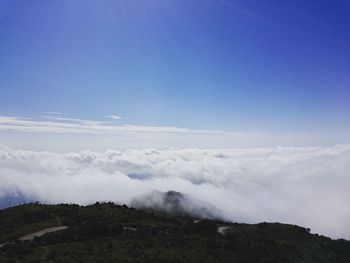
0, 202, 349, 263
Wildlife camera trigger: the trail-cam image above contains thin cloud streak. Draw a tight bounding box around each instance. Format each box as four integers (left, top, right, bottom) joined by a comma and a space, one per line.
0, 116, 195, 135
45, 112, 63, 115
0, 115, 348, 150
107, 115, 123, 120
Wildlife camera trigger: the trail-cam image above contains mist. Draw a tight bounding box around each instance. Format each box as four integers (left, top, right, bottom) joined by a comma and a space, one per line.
0, 144, 349, 239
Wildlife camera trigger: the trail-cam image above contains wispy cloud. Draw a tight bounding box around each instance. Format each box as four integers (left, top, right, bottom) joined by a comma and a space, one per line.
45, 112, 63, 115
0, 115, 348, 150
44, 116, 108, 126
0, 115, 196, 135
107, 115, 123, 120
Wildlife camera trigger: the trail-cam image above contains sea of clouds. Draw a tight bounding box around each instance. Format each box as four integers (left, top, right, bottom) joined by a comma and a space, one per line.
0, 144, 349, 239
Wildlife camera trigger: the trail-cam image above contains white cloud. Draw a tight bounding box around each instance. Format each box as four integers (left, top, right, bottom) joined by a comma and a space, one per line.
43, 116, 108, 126
0, 144, 349, 239
45, 112, 63, 115
107, 115, 123, 120
0, 115, 196, 134
0, 115, 348, 150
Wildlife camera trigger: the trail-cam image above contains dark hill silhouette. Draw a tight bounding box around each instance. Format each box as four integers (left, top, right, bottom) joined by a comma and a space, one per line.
0, 201, 349, 262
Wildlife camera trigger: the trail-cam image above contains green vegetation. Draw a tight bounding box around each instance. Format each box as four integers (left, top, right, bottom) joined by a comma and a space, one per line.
0, 202, 349, 263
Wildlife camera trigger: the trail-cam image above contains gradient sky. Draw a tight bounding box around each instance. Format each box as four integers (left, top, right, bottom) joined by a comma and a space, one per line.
0, 0, 349, 134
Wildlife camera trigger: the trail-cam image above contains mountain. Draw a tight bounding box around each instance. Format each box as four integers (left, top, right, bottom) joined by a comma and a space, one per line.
131, 190, 224, 220
0, 202, 349, 263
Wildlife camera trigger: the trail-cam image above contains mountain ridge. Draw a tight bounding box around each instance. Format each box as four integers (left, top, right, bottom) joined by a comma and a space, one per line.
0, 200, 349, 263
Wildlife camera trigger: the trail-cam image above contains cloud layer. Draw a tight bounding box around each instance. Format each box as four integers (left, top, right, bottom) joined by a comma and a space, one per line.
0, 144, 349, 239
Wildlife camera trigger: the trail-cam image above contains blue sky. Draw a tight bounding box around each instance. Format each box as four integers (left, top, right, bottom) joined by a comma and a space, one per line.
0, 0, 349, 139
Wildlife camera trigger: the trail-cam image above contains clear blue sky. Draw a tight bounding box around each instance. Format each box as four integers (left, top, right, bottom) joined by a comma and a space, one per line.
0, 0, 349, 133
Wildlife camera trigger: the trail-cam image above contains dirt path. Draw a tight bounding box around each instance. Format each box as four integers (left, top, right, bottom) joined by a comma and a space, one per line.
0, 242, 8, 248
19, 226, 67, 241
0, 226, 67, 247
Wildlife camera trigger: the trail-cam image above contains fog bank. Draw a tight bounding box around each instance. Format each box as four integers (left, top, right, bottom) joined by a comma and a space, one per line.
0, 144, 349, 239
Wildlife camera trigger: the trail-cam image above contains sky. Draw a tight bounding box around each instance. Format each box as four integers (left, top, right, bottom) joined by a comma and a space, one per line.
0, 0, 349, 139
0, 1, 350, 239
